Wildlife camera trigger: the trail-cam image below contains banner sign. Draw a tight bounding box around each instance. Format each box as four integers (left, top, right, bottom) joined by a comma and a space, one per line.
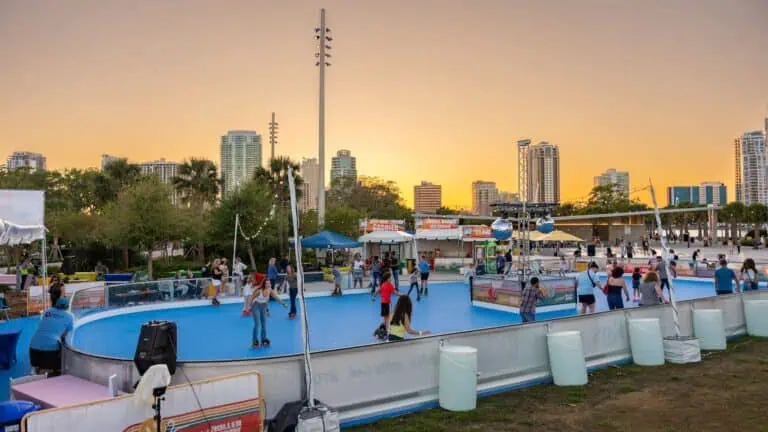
472, 277, 577, 309
122, 399, 262, 432
416, 218, 458, 230
23, 372, 263, 432
461, 225, 492, 240
360, 219, 405, 233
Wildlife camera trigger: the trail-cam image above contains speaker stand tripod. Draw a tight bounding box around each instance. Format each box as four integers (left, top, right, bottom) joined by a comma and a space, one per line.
152, 387, 167, 432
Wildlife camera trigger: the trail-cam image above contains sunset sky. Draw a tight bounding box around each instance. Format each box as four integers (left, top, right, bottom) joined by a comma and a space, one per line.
1, 0, 767, 208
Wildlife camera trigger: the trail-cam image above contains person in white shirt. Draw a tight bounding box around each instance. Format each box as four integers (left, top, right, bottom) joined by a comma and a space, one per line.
232, 257, 248, 292
352, 254, 365, 290
242, 273, 256, 315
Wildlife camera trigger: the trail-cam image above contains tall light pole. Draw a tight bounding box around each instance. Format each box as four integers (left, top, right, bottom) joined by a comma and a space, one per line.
315, 9, 332, 228
268, 112, 278, 163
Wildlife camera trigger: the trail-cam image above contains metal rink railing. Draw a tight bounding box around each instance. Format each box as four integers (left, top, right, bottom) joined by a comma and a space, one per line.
69, 276, 244, 318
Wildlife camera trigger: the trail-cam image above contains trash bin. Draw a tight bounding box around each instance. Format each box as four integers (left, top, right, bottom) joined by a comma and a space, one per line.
0, 400, 40, 431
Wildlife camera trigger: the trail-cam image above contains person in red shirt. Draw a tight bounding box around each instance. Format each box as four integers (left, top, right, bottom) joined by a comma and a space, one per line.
372, 271, 400, 340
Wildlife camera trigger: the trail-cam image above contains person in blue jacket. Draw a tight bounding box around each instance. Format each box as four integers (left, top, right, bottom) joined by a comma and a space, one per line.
29, 294, 74, 377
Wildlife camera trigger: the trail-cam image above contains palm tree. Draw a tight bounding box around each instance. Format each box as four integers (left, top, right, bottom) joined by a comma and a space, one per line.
746, 203, 768, 248
254, 156, 303, 255
173, 159, 220, 263
721, 202, 746, 245
103, 159, 141, 197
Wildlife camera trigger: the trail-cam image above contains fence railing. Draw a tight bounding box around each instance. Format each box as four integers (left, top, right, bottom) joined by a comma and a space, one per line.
69, 276, 245, 318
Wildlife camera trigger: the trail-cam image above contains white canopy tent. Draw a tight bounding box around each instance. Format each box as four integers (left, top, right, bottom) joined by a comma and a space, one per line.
0, 189, 49, 313
0, 218, 49, 312
358, 231, 418, 260
0, 220, 46, 246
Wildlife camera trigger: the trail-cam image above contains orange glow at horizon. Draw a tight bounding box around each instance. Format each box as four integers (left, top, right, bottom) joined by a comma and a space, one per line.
1, 1, 767, 209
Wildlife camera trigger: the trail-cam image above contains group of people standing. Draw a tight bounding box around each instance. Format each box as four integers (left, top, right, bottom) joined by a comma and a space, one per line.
577, 260, 671, 314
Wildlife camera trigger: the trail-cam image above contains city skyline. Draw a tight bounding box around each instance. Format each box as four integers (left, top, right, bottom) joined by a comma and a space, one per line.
1, 1, 767, 208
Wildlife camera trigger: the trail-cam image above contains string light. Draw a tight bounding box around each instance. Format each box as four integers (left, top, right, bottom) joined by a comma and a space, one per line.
237, 203, 277, 241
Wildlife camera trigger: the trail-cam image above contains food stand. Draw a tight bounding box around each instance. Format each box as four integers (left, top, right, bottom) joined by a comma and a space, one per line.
459, 225, 495, 274
415, 218, 462, 270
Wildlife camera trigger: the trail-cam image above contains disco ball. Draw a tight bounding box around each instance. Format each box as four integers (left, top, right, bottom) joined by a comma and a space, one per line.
491, 217, 512, 241
536, 216, 555, 234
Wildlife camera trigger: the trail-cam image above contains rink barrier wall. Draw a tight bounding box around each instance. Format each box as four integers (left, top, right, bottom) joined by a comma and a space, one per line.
62, 288, 768, 425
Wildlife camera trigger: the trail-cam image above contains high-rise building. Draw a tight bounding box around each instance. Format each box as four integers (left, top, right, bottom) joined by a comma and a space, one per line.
330, 149, 357, 184
472, 181, 498, 216
300, 157, 320, 211
594, 168, 630, 198
735, 130, 767, 205
139, 159, 180, 205
6, 151, 46, 171
220, 130, 262, 194
667, 181, 728, 206
414, 181, 442, 214
699, 181, 727, 206
527, 142, 560, 203
667, 186, 699, 206
667, 182, 727, 206
100, 154, 124, 171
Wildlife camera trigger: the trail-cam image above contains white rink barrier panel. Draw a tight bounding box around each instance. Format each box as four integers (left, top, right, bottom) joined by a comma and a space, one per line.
63, 291, 768, 426
22, 372, 263, 432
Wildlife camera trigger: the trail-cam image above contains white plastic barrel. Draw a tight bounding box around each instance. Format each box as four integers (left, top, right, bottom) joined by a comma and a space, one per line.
546, 331, 588, 386
439, 345, 478, 411
628, 318, 665, 366
693, 309, 726, 350
744, 300, 768, 337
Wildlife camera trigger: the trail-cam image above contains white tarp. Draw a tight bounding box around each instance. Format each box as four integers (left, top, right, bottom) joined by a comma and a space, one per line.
358, 230, 414, 244
0, 189, 45, 226
0, 218, 46, 245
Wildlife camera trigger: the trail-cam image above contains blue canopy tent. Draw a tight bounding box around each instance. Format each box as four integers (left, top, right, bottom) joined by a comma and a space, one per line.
299, 231, 361, 269
300, 230, 361, 249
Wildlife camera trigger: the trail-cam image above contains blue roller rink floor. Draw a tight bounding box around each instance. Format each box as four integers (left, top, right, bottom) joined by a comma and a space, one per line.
70, 276, 733, 361
0, 276, 748, 401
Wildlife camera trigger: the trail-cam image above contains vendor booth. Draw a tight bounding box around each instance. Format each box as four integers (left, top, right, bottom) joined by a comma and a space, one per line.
358, 228, 417, 271
415, 218, 462, 270
460, 225, 495, 274
300, 230, 361, 286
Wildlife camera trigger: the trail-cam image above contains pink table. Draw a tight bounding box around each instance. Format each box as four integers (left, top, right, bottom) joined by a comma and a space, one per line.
12, 375, 113, 408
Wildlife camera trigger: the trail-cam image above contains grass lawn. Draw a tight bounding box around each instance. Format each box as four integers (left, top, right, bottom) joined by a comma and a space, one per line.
350, 337, 768, 431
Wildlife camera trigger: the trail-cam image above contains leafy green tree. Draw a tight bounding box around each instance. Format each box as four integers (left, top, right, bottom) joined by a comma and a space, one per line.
253, 156, 303, 256
300, 209, 319, 236
208, 180, 277, 270
100, 178, 182, 278
328, 176, 411, 220
102, 158, 141, 199
325, 204, 365, 238
435, 206, 459, 215
173, 158, 220, 263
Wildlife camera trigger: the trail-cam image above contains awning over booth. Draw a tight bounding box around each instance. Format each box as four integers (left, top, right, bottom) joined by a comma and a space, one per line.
415, 228, 460, 241
0, 219, 46, 246
300, 230, 361, 249
537, 230, 584, 242
358, 230, 414, 244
